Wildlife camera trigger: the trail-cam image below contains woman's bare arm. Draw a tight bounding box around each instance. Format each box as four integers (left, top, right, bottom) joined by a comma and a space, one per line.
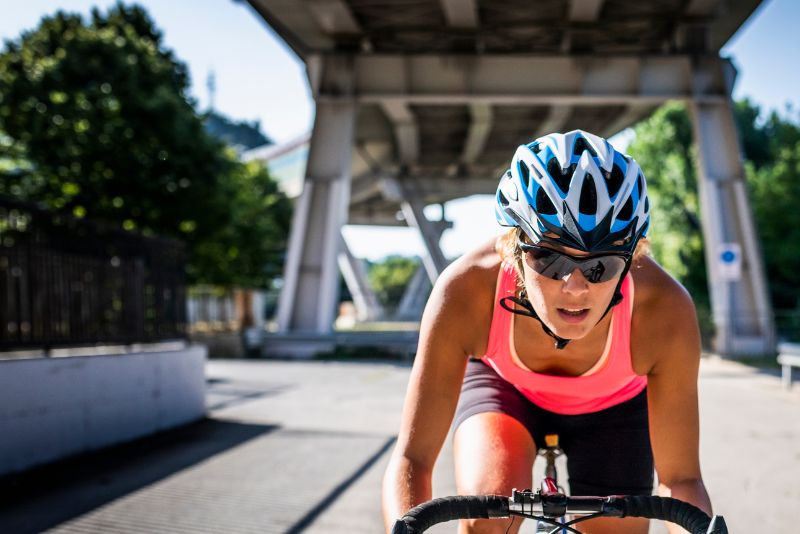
382, 250, 496, 531
632, 258, 712, 533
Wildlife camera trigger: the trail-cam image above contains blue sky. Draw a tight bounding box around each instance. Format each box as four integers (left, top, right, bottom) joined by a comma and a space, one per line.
2, 0, 798, 260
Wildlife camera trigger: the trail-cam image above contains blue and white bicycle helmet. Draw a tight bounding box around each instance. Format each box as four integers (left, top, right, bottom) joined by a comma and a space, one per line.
494, 130, 650, 349
496, 130, 649, 253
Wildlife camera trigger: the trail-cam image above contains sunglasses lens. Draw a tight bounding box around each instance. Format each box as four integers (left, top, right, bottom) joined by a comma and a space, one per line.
580, 257, 626, 283
525, 248, 564, 279
523, 246, 628, 283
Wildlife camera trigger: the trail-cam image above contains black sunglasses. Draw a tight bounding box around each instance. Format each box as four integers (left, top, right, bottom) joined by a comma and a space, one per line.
518, 240, 631, 284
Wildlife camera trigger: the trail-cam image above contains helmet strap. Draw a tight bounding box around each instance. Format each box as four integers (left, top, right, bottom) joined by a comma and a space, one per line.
499, 292, 571, 350
596, 259, 632, 323
498, 257, 633, 351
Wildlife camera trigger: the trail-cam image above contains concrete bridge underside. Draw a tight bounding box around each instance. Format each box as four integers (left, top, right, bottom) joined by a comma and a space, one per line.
246, 0, 772, 356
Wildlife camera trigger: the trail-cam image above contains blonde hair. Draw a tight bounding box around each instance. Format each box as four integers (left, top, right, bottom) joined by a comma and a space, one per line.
495, 228, 651, 292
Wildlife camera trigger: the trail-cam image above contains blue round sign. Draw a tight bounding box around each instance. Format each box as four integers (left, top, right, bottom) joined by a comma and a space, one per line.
721, 250, 736, 263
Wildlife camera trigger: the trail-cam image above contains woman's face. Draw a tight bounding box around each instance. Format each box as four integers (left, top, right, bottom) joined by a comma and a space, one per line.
520, 241, 621, 340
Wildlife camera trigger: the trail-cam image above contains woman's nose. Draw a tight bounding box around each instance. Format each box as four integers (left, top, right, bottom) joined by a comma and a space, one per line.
562, 267, 590, 295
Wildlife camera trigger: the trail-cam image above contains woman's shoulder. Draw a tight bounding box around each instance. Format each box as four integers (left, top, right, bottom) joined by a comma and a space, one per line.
629, 255, 701, 373
421, 238, 504, 352
437, 237, 504, 298
629, 255, 694, 313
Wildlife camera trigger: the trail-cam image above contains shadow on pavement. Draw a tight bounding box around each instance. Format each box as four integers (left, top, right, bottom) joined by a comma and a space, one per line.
0, 418, 277, 534
285, 435, 397, 534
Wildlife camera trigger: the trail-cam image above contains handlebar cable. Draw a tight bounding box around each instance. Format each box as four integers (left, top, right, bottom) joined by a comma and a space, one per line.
508, 510, 611, 534
543, 512, 609, 534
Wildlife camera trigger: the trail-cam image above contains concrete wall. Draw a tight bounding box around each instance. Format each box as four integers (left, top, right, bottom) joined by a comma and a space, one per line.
0, 347, 207, 477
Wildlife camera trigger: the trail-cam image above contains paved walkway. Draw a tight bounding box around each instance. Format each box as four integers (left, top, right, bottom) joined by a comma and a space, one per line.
2, 357, 799, 534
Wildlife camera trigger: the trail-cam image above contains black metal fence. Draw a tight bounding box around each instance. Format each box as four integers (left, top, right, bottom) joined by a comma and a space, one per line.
0, 198, 186, 351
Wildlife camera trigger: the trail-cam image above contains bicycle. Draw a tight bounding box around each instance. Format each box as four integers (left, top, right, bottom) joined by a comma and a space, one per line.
389, 433, 728, 534
535, 434, 567, 533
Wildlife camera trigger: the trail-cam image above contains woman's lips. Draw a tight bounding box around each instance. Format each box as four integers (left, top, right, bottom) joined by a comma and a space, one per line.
557, 308, 589, 324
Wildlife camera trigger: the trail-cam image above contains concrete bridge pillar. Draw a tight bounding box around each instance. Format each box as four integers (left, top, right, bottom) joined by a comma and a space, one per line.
400, 201, 451, 284
689, 60, 774, 355
276, 57, 356, 334
395, 215, 452, 320
338, 235, 384, 322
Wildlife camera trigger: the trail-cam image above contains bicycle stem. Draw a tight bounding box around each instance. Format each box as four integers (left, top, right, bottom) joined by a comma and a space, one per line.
508, 488, 622, 518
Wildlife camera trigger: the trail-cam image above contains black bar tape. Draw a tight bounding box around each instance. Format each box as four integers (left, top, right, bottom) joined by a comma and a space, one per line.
401, 496, 508, 534
620, 496, 711, 534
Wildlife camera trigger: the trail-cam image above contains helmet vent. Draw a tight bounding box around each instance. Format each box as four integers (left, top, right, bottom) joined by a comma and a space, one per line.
618, 195, 634, 220
636, 173, 643, 197
547, 158, 575, 193
579, 175, 597, 215
519, 161, 530, 187
573, 137, 597, 157
535, 187, 558, 215
644, 197, 649, 213
498, 189, 510, 207
606, 164, 625, 198
532, 143, 541, 154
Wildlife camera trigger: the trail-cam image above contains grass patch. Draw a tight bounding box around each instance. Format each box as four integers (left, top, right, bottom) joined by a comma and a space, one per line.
732, 354, 782, 370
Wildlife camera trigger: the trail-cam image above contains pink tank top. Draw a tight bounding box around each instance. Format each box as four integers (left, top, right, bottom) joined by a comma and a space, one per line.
480, 262, 647, 415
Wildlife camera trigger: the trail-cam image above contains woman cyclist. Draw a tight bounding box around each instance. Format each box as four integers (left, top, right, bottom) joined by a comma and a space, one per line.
382, 131, 713, 534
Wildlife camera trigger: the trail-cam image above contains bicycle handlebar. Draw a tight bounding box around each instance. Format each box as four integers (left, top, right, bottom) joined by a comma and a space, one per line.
391, 491, 728, 534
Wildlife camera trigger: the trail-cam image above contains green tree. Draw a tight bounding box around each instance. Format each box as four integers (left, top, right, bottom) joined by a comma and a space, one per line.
734, 100, 800, 310
0, 3, 291, 288
190, 157, 292, 287
627, 99, 800, 329
626, 102, 709, 314
368, 256, 421, 307
747, 140, 800, 310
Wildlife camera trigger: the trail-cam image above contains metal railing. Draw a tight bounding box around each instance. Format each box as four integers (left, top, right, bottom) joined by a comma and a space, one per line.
703, 311, 800, 357
0, 198, 186, 351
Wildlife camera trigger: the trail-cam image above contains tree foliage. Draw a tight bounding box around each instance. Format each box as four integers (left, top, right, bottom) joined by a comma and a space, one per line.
627, 99, 800, 318
746, 125, 800, 310
0, 2, 291, 288
368, 256, 420, 307
626, 102, 709, 312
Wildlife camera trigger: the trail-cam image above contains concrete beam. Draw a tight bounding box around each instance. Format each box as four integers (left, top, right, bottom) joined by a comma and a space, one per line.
600, 102, 658, 139
461, 103, 492, 164
307, 0, 361, 34
563, 0, 604, 51
535, 105, 572, 138
684, 0, 723, 15
245, 0, 331, 58
339, 54, 728, 105
569, 0, 605, 21
338, 235, 383, 321
440, 0, 479, 28
248, 0, 763, 56
381, 100, 420, 165
401, 199, 450, 283
396, 263, 432, 320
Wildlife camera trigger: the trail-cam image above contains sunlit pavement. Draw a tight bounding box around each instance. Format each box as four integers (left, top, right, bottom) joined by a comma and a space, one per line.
2, 357, 799, 534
